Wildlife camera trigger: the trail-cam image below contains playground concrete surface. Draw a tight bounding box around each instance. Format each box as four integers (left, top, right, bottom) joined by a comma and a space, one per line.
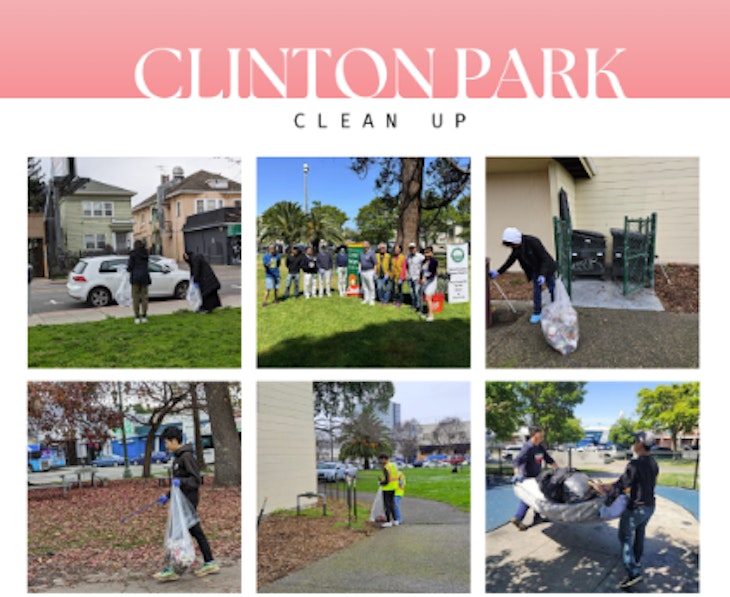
486, 496, 699, 593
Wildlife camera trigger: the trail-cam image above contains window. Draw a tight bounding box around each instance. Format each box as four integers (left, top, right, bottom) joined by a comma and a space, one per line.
195, 198, 223, 213
84, 234, 106, 250
82, 201, 113, 217
176, 201, 181, 218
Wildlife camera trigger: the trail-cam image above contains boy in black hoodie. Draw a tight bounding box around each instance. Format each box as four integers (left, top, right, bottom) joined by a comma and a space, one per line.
154, 426, 219, 582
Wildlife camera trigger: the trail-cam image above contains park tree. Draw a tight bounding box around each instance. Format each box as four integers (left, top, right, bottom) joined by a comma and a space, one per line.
306, 201, 345, 249
392, 418, 422, 463
609, 416, 639, 447
517, 382, 587, 445
554, 417, 585, 445
432, 416, 468, 455
313, 382, 395, 460
485, 382, 525, 443
204, 382, 242, 487
355, 196, 398, 244
258, 201, 306, 247
339, 408, 393, 469
351, 157, 470, 249
28, 157, 47, 213
637, 383, 699, 454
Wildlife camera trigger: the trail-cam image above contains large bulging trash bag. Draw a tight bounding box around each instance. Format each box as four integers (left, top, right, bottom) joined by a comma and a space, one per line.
186, 277, 203, 312
165, 485, 200, 574
369, 486, 385, 522
541, 278, 579, 355
562, 471, 592, 503
115, 270, 133, 307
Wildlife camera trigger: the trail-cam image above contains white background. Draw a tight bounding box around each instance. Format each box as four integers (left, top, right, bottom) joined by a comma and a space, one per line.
7, 97, 718, 595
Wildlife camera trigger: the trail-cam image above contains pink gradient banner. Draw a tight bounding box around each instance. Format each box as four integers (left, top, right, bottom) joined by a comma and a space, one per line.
1, 0, 729, 98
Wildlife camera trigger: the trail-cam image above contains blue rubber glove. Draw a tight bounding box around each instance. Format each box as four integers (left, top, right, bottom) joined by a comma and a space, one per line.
511, 474, 524, 484
194, 282, 200, 289
157, 494, 169, 505
489, 270, 498, 279
172, 478, 181, 488
536, 275, 546, 286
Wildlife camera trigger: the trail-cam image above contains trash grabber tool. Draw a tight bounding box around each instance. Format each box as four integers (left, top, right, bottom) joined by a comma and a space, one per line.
119, 498, 160, 523
491, 278, 517, 314
257, 497, 268, 528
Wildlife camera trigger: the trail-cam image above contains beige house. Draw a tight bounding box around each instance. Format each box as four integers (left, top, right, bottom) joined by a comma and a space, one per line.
258, 382, 317, 513
486, 157, 699, 270
132, 167, 241, 263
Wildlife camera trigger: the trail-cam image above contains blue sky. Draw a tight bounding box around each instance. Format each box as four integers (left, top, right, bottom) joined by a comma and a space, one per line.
257, 157, 383, 226
393, 382, 470, 426
574, 381, 695, 429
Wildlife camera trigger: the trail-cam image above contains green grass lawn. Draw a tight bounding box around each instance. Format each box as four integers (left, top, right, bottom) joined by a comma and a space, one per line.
357, 466, 470, 512
28, 308, 241, 368
257, 256, 470, 368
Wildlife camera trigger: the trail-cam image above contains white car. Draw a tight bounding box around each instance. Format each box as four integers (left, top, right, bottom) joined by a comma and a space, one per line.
67, 255, 190, 307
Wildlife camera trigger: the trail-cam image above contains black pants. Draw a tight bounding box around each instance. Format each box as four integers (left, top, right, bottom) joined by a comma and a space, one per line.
189, 522, 214, 563
383, 490, 396, 522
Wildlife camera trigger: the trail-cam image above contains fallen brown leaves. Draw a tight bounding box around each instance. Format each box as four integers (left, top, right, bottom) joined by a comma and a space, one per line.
28, 478, 240, 590
257, 498, 375, 589
489, 264, 698, 314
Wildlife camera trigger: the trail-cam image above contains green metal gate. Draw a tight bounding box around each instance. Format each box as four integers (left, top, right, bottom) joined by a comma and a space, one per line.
617, 212, 657, 295
553, 214, 573, 298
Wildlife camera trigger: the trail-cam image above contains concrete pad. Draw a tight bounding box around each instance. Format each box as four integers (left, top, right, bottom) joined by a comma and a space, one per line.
568, 279, 664, 311
486, 496, 699, 593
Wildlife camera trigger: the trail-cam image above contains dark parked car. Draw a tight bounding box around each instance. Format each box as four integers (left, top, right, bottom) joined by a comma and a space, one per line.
130, 452, 169, 465
91, 454, 125, 467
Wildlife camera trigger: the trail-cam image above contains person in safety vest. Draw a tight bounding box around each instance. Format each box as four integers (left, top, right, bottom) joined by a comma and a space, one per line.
378, 453, 399, 527
394, 469, 406, 525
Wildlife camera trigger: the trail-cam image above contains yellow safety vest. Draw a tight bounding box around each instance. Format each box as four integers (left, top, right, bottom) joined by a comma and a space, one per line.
395, 472, 406, 497
382, 461, 399, 491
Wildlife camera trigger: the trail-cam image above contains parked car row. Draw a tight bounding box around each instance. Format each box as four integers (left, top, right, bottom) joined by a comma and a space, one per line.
91, 452, 170, 467
316, 461, 358, 482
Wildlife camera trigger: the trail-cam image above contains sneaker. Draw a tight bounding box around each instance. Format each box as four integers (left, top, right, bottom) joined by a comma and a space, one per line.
381, 521, 393, 528
510, 517, 528, 531
529, 313, 542, 324
153, 567, 179, 582
134, 318, 141, 324
393, 520, 400, 526
194, 561, 221, 578
618, 574, 642, 589
141, 317, 148, 323
426, 316, 434, 322
262, 302, 268, 308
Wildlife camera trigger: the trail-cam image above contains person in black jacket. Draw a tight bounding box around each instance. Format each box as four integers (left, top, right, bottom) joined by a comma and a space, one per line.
127, 240, 152, 323
154, 426, 219, 582
183, 249, 222, 313
490, 227, 558, 323
282, 245, 303, 300
593, 430, 659, 590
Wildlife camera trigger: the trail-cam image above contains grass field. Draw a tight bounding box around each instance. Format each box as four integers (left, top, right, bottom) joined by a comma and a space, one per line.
356, 466, 471, 512
256, 255, 471, 368
28, 307, 241, 368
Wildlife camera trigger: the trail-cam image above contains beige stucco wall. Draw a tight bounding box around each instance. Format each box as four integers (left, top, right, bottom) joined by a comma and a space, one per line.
257, 382, 317, 514
574, 157, 698, 264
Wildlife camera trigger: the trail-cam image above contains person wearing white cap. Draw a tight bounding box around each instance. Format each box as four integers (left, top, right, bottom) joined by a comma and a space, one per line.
489, 227, 558, 323
591, 430, 659, 590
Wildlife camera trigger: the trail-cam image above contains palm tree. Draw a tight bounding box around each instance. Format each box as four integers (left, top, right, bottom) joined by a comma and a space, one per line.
259, 201, 306, 248
339, 408, 393, 470
305, 203, 345, 250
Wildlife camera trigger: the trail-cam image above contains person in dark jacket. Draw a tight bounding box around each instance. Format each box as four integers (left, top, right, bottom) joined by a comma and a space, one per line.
183, 249, 221, 313
593, 430, 659, 590
154, 426, 219, 582
511, 425, 558, 530
282, 246, 304, 300
490, 227, 558, 323
127, 240, 152, 324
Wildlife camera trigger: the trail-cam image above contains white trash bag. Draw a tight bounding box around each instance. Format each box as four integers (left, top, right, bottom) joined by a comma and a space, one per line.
115, 269, 133, 307
541, 278, 579, 355
186, 278, 202, 312
369, 486, 386, 522
165, 485, 200, 574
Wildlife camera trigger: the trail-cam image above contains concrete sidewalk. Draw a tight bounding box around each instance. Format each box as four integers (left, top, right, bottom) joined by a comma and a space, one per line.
33, 560, 242, 594
486, 496, 699, 593
28, 294, 241, 327
260, 496, 470, 593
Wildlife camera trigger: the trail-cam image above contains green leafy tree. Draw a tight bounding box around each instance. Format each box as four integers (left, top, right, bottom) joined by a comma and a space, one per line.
339, 408, 393, 469
517, 382, 587, 445
554, 417, 585, 445
305, 201, 345, 249
637, 383, 699, 454
485, 382, 524, 443
258, 201, 306, 247
609, 416, 638, 447
355, 196, 398, 244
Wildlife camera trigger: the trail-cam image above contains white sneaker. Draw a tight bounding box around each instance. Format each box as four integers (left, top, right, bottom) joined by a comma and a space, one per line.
426, 316, 434, 322
369, 300, 375, 306
393, 521, 400, 526
134, 318, 141, 324
362, 300, 368, 305
381, 522, 392, 528
141, 317, 148, 323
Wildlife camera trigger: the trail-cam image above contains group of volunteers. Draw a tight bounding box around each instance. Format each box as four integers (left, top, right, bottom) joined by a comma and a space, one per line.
262, 240, 441, 322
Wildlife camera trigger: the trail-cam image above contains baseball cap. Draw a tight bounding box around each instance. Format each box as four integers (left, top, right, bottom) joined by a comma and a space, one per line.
632, 430, 656, 448
408, 242, 417, 248
502, 227, 522, 244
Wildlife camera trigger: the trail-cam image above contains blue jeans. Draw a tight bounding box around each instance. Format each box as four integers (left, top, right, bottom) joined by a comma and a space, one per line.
390, 280, 404, 304
532, 274, 556, 314
394, 495, 402, 523
376, 276, 391, 302
408, 279, 422, 310
283, 273, 300, 298
618, 505, 655, 576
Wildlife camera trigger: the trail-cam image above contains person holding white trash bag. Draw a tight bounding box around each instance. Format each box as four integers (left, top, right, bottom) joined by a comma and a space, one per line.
126, 240, 151, 324
489, 227, 557, 324
153, 426, 219, 582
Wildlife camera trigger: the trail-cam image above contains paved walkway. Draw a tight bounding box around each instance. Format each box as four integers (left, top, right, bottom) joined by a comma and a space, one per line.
486, 496, 699, 593
34, 561, 242, 594
260, 496, 470, 593
28, 294, 241, 327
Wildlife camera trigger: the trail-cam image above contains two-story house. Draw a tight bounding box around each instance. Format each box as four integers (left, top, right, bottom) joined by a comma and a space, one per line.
58, 178, 136, 256
132, 167, 241, 264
